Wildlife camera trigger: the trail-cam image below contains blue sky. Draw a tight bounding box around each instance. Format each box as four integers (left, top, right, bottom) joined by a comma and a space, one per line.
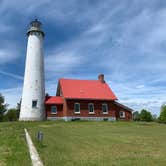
0, 0, 166, 115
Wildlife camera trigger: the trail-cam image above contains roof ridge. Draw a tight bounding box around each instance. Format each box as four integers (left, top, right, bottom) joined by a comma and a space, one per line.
59, 78, 101, 81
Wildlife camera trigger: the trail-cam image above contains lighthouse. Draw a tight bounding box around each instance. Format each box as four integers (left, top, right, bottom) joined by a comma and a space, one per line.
19, 19, 45, 121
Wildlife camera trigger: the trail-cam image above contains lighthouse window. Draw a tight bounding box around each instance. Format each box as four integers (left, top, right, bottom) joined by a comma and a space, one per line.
32, 100, 37, 108
51, 106, 57, 114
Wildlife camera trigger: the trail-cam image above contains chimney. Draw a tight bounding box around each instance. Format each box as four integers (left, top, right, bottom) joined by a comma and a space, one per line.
98, 74, 105, 83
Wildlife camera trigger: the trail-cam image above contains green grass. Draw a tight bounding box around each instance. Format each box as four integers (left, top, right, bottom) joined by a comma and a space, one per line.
0, 122, 31, 166
29, 121, 166, 166
0, 121, 166, 166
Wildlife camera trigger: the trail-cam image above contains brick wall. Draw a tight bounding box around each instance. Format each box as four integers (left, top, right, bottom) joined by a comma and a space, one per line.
46, 104, 63, 117
115, 105, 132, 121
65, 99, 116, 117
45, 99, 132, 120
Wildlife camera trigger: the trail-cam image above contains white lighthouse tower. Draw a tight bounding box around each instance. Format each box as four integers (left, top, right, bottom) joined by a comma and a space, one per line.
19, 19, 45, 121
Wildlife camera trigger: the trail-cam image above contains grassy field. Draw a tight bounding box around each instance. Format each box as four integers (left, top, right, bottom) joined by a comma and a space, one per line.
0, 121, 166, 166
0, 122, 31, 166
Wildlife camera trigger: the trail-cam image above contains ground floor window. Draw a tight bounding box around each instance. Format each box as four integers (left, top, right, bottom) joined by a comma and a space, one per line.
119, 111, 125, 118
74, 103, 80, 114
51, 106, 57, 114
102, 104, 108, 114
88, 103, 94, 114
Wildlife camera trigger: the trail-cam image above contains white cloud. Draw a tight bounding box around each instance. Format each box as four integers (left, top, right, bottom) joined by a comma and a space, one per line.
0, 49, 16, 64
0, 70, 23, 80
136, 85, 145, 89
0, 87, 22, 108
109, 81, 166, 116
45, 50, 83, 74
0, 44, 20, 64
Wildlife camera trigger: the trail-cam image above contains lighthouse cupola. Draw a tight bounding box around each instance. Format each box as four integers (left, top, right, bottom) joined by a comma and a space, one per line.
27, 19, 44, 37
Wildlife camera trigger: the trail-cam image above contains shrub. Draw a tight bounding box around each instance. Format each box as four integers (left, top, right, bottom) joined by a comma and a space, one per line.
140, 109, 153, 122
0, 93, 7, 121
133, 111, 140, 121
158, 105, 166, 123
4, 109, 18, 121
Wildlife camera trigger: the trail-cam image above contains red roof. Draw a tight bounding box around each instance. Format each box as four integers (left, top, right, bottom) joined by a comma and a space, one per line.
59, 79, 117, 100
45, 96, 63, 104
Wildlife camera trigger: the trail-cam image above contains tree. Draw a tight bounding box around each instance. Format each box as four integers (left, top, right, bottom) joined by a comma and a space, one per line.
158, 105, 166, 123
140, 109, 153, 122
0, 93, 7, 121
133, 111, 140, 121
152, 114, 158, 121
16, 99, 21, 119
4, 109, 17, 121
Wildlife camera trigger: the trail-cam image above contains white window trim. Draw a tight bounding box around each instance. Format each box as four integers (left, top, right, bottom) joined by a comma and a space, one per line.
89, 112, 95, 114
74, 103, 80, 114
102, 103, 108, 114
51, 106, 57, 114
119, 111, 125, 118
88, 103, 95, 114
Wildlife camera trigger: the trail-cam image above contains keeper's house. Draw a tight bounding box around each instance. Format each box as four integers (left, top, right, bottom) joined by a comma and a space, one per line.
45, 74, 133, 121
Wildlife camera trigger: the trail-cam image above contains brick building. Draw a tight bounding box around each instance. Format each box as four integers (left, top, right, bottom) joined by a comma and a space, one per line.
45, 74, 133, 121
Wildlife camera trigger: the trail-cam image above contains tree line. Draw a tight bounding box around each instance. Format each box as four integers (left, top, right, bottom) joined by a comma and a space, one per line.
0, 93, 20, 122
132, 106, 166, 123
0, 93, 166, 123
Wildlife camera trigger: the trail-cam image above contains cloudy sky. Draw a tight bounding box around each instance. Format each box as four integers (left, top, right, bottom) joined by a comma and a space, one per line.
0, 0, 166, 115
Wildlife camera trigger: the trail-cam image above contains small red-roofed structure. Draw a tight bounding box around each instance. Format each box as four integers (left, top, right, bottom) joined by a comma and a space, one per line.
45, 96, 63, 104
45, 74, 133, 121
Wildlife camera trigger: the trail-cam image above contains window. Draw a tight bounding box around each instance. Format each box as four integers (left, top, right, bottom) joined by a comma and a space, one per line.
51, 106, 57, 114
88, 103, 94, 114
60, 90, 63, 96
119, 111, 125, 118
102, 104, 108, 114
32, 100, 37, 108
74, 103, 80, 114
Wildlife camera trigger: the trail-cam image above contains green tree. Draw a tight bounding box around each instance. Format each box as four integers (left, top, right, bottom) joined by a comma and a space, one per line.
0, 93, 7, 121
4, 108, 17, 121
159, 105, 166, 123
133, 111, 140, 121
140, 109, 153, 122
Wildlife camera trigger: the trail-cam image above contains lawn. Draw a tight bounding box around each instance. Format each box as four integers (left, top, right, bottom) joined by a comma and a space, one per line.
28, 121, 166, 166
0, 121, 166, 166
0, 122, 31, 166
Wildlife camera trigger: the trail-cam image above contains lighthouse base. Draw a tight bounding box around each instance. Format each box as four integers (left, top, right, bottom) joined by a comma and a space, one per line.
19, 117, 45, 121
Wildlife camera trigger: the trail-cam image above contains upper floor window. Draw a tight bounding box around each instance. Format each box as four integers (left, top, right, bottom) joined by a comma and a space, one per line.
102, 104, 108, 114
32, 100, 37, 108
119, 111, 125, 118
88, 103, 94, 114
51, 106, 57, 114
74, 103, 80, 114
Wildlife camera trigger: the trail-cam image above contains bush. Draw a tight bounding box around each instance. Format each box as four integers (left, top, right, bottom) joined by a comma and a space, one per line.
140, 109, 153, 122
4, 109, 18, 121
158, 105, 166, 123
0, 93, 7, 121
133, 111, 140, 121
